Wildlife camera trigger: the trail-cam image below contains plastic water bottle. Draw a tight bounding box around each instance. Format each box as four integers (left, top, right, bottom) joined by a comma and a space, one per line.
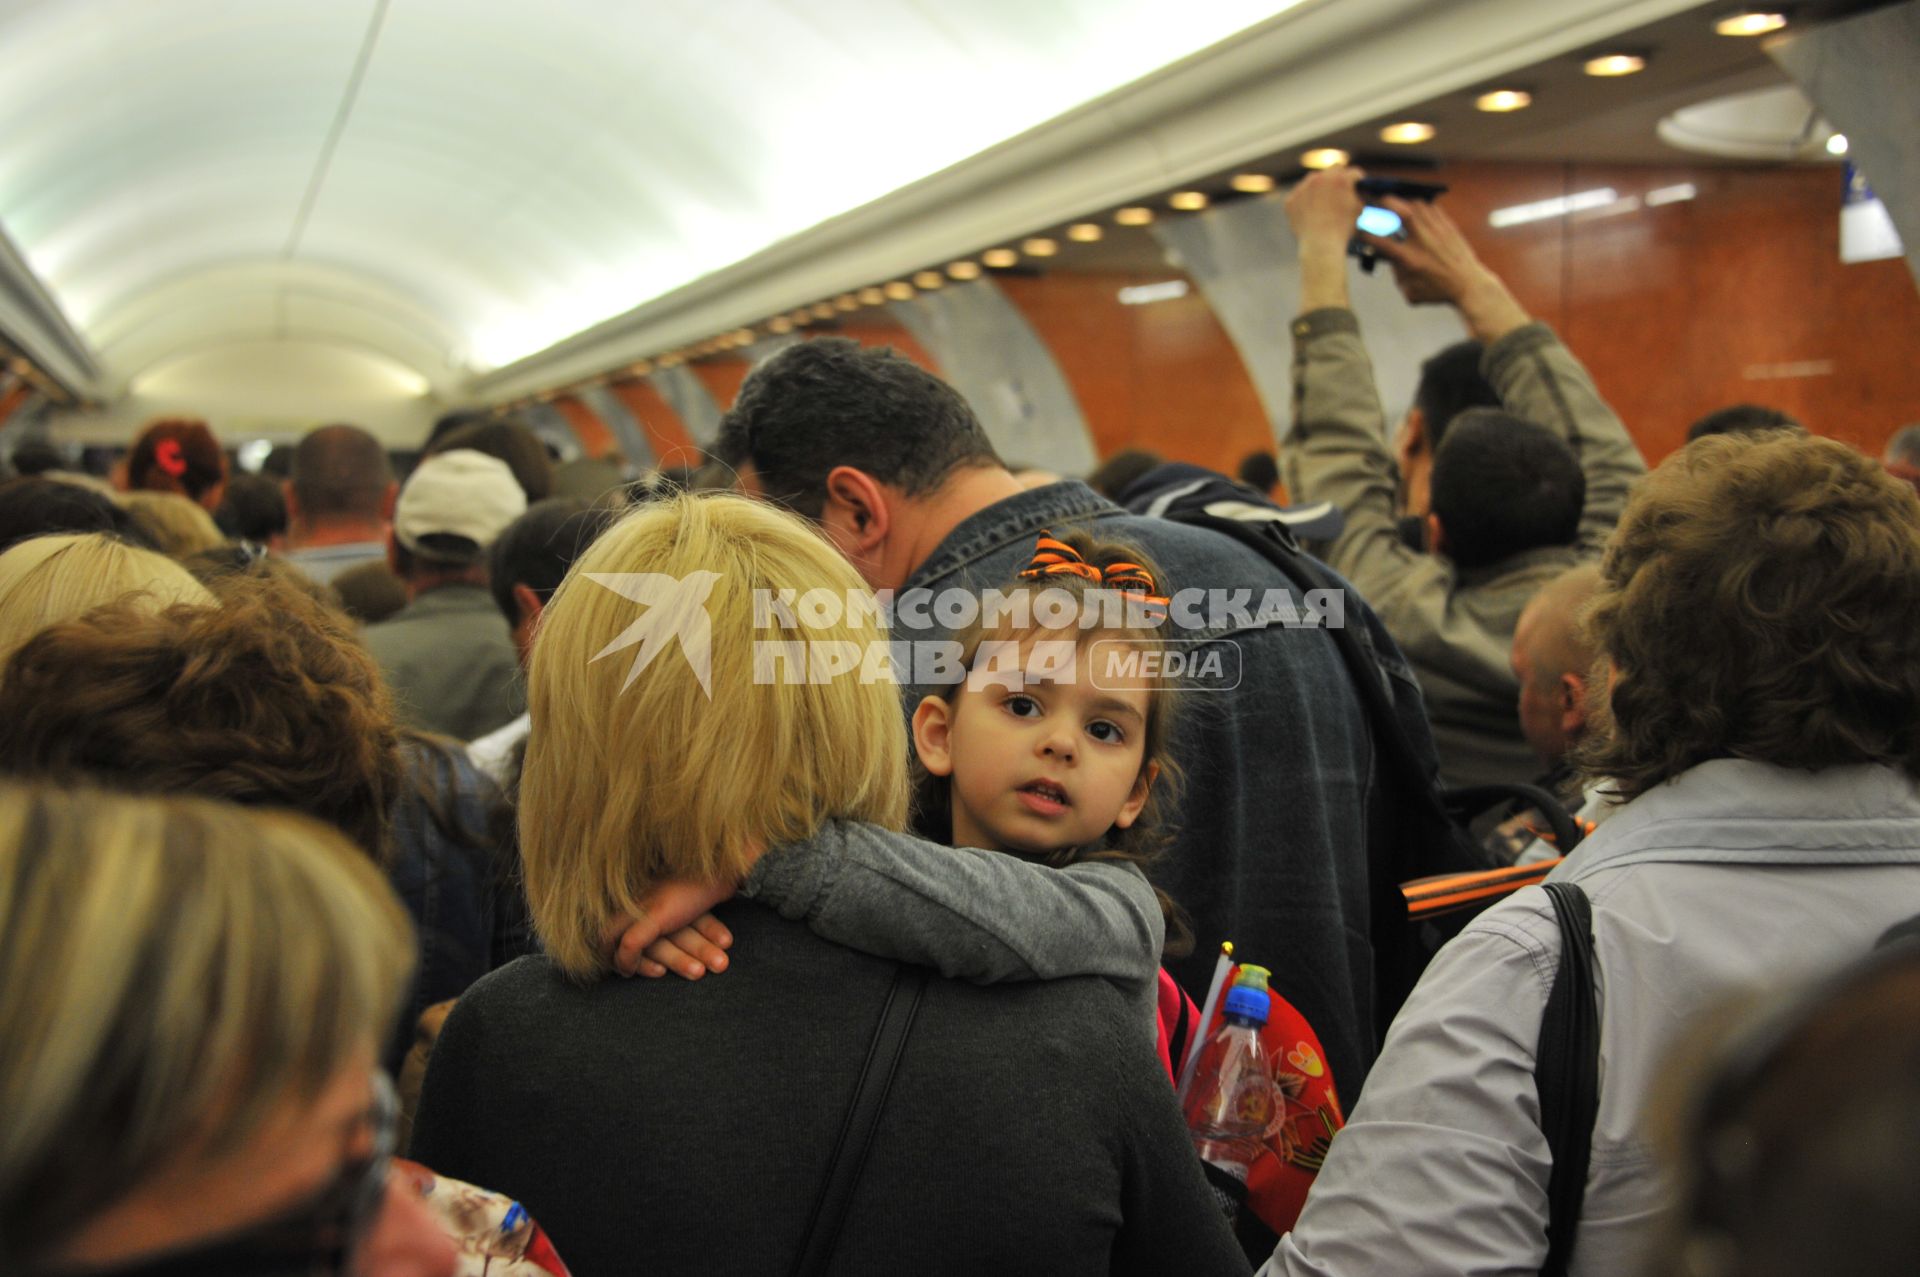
1182, 964, 1277, 1216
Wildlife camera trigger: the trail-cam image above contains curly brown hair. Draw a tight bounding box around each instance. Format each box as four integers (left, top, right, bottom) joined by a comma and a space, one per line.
1575, 433, 1920, 799
0, 574, 403, 860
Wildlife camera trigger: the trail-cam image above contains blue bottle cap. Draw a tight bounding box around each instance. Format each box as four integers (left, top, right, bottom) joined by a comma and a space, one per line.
1223, 984, 1270, 1024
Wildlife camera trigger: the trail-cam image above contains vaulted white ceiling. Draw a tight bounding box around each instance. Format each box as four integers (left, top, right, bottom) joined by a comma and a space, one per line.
0, 0, 1309, 397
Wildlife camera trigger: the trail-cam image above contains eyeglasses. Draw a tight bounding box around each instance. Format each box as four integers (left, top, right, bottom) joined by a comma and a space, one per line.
74, 1070, 399, 1277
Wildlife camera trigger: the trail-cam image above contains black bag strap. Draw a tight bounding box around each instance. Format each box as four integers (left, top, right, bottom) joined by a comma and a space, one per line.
1536, 882, 1599, 1277
792, 964, 928, 1277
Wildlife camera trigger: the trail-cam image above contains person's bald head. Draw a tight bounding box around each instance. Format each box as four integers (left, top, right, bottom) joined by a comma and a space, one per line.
288, 424, 394, 526
1511, 562, 1603, 766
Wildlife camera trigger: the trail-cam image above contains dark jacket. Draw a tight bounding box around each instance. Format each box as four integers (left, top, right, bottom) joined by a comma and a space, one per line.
410, 902, 1249, 1277
884, 480, 1430, 1095
383, 740, 531, 1070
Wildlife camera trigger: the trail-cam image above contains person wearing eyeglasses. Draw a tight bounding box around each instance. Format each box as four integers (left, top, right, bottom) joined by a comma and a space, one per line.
0, 783, 456, 1277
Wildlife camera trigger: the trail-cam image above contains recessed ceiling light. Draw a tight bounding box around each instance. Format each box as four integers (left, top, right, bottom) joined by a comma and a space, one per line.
1300, 148, 1350, 170
982, 248, 1019, 268
810, 301, 836, 320
1475, 89, 1532, 112
629, 359, 653, 376
1230, 173, 1276, 193
946, 261, 982, 281
1379, 121, 1436, 145
1066, 222, 1104, 242
1714, 12, 1787, 36
1584, 53, 1647, 76
1022, 237, 1059, 257
857, 285, 886, 305
767, 316, 793, 335
790, 308, 813, 326
1113, 206, 1155, 226
834, 294, 859, 312
1826, 133, 1849, 155
912, 270, 946, 289
1168, 191, 1209, 211
883, 280, 915, 301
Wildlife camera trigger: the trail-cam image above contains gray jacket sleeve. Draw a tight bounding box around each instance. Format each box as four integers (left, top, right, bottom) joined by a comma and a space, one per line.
1259, 903, 1559, 1277
1281, 307, 1442, 606
1481, 322, 1647, 555
741, 820, 1164, 1030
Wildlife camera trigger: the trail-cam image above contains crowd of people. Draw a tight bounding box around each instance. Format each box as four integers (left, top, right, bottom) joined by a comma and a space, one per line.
1, 165, 1917, 1276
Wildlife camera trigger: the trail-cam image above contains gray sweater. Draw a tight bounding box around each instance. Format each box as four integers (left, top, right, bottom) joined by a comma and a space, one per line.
744, 820, 1165, 1036
411, 902, 1248, 1277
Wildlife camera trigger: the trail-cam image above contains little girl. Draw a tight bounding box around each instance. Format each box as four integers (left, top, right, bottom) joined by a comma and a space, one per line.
617, 528, 1191, 1049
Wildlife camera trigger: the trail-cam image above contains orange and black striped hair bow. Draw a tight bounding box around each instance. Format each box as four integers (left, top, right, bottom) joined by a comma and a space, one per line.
1017, 531, 1170, 612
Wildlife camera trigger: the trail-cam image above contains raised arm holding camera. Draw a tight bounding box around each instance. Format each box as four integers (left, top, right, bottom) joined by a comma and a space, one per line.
1280, 166, 1645, 790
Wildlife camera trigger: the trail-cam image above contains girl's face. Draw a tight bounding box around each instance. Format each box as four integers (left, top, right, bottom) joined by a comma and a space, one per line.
913, 639, 1156, 855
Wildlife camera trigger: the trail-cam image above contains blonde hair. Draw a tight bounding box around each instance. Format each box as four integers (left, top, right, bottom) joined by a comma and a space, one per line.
0, 532, 214, 670
521, 493, 909, 978
118, 490, 227, 558
0, 783, 414, 1267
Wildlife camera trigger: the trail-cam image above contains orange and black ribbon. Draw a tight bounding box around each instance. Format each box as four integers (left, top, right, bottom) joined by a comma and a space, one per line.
1017, 531, 1170, 612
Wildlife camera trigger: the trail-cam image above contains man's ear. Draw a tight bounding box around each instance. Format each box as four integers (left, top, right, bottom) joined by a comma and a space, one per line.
511, 582, 545, 630
282, 480, 301, 525
818, 466, 891, 559
1559, 671, 1588, 738
1111, 760, 1161, 831
1425, 512, 1447, 558
380, 480, 399, 523
911, 696, 956, 777
385, 531, 403, 576
1398, 407, 1428, 462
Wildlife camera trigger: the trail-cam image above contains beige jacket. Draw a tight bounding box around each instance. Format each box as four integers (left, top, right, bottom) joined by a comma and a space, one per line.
1282, 309, 1645, 789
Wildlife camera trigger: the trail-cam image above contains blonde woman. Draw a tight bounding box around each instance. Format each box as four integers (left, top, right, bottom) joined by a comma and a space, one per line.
411, 494, 1241, 1275
0, 783, 455, 1276
0, 532, 213, 671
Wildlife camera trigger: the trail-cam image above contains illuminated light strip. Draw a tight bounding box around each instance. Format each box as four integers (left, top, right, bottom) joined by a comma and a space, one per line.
1487, 187, 1619, 228
1645, 183, 1698, 207
1117, 280, 1190, 305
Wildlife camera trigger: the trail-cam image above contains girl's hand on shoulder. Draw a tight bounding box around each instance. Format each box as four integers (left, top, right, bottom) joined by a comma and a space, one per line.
603, 879, 737, 977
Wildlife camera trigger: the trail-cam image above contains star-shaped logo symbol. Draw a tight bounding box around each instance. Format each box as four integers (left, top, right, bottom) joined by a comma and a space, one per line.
584, 571, 724, 697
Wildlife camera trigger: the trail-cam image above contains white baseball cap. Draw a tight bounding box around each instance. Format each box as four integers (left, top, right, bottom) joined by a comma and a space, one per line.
393, 449, 528, 559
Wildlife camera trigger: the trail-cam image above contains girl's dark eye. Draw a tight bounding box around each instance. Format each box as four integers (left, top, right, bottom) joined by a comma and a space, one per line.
1087, 720, 1124, 744
1005, 694, 1041, 718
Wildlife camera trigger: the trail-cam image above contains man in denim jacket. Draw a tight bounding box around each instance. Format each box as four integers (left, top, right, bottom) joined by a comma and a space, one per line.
718, 340, 1441, 1095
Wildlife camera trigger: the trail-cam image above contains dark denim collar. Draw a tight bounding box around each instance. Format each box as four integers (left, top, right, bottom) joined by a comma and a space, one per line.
905, 481, 1120, 591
